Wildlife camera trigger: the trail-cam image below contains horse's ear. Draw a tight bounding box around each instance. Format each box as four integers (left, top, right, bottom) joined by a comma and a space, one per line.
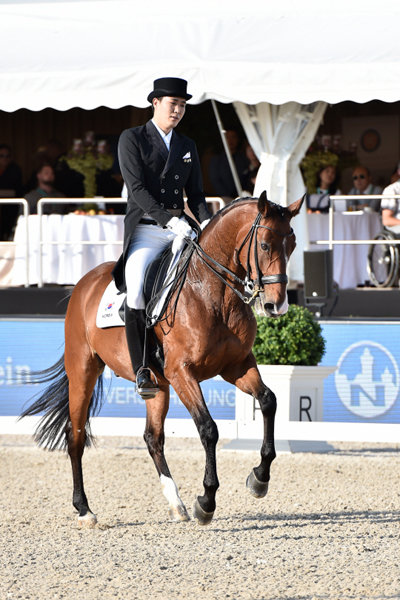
257, 190, 269, 215
287, 193, 306, 218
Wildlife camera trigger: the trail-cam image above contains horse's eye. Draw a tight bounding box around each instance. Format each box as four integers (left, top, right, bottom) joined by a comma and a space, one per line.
260, 242, 270, 252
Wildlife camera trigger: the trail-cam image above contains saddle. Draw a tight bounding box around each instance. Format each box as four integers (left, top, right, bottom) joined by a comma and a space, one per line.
96, 240, 194, 330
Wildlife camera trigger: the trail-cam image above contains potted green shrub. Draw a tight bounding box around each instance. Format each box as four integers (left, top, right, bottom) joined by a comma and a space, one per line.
235, 305, 336, 436
253, 304, 326, 366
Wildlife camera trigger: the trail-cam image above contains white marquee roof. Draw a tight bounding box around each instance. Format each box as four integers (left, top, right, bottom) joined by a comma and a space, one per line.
1, 0, 399, 112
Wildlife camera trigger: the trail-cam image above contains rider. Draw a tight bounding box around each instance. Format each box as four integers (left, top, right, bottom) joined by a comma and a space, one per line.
113, 77, 211, 399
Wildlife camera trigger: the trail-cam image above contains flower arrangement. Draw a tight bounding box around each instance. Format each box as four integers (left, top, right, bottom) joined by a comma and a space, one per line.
62, 133, 114, 197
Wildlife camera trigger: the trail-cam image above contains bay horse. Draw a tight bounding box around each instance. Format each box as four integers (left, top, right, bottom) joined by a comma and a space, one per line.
21, 192, 304, 527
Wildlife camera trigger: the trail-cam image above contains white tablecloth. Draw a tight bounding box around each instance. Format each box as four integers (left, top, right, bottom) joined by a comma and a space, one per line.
10, 214, 124, 285
307, 211, 381, 289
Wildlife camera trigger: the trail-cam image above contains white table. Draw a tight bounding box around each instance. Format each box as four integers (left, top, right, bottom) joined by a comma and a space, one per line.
307, 211, 381, 289
10, 214, 124, 286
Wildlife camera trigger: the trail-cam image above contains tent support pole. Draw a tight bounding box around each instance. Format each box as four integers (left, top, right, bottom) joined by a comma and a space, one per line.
211, 99, 243, 198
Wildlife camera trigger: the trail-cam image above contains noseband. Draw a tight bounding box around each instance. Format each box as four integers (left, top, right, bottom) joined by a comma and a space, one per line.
191, 212, 294, 305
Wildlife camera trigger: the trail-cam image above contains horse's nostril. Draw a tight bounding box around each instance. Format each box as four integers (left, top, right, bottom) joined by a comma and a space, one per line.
264, 303, 275, 313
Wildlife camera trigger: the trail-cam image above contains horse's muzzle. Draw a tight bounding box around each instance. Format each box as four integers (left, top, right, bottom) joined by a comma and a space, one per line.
254, 293, 289, 318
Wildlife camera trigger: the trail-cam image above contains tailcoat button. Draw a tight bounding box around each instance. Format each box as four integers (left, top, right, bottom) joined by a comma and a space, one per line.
174, 189, 179, 194
161, 188, 165, 193
173, 203, 177, 208
175, 174, 179, 180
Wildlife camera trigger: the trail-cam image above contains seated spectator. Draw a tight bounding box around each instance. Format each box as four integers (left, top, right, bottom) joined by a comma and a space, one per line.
26, 139, 85, 198
0, 144, 23, 240
208, 129, 250, 202
347, 166, 382, 211
306, 164, 341, 213
25, 164, 66, 214
381, 162, 400, 234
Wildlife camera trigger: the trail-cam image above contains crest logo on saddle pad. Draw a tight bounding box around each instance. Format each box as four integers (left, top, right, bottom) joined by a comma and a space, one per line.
335, 341, 399, 419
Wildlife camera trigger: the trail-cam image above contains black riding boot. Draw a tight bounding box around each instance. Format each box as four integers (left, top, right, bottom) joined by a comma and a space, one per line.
124, 305, 159, 399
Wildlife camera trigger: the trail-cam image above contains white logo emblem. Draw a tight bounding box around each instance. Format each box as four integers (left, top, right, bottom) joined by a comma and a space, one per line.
335, 341, 399, 418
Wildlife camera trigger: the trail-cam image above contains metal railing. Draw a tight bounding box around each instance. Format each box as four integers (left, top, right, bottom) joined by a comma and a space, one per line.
0, 198, 29, 287
312, 195, 400, 249
1, 196, 225, 288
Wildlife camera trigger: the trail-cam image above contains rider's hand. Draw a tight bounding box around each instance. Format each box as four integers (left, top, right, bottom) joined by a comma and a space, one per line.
166, 216, 193, 239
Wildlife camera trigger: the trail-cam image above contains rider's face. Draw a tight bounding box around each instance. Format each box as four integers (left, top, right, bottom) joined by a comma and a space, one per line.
153, 96, 186, 134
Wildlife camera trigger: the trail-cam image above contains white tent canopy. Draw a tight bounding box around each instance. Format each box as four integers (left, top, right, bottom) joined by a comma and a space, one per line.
1, 0, 399, 112
1, 0, 399, 281
234, 101, 328, 279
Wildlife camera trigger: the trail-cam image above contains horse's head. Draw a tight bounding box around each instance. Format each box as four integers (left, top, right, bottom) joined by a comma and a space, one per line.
239, 190, 304, 318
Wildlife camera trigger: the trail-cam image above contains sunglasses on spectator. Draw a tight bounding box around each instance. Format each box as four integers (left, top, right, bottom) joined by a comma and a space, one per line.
353, 174, 366, 180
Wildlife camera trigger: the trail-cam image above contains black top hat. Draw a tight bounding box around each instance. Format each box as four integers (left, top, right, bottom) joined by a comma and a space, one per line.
147, 77, 192, 103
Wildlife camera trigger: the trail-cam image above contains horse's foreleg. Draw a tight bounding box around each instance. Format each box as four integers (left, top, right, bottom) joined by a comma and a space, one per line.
144, 385, 189, 522
222, 359, 276, 499
65, 355, 102, 528
168, 374, 219, 526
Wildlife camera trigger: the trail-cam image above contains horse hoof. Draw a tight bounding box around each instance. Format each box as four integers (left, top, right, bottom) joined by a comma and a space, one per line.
169, 504, 190, 522
77, 511, 97, 528
193, 499, 214, 526
246, 470, 269, 498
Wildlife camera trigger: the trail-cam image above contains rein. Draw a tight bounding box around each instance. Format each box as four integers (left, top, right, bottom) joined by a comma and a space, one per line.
191, 212, 294, 305
146, 210, 294, 328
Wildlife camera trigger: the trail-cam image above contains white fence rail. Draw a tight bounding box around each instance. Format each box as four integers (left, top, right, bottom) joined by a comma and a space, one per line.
0, 198, 29, 287
310, 194, 400, 248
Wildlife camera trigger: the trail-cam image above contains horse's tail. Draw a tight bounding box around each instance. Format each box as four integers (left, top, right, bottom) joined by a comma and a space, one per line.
19, 354, 104, 451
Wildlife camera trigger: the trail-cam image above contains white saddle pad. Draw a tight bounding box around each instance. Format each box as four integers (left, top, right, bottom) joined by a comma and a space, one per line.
96, 239, 187, 329
96, 280, 125, 328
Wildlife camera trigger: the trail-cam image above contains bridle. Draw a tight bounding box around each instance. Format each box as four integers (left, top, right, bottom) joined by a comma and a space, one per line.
191, 212, 294, 305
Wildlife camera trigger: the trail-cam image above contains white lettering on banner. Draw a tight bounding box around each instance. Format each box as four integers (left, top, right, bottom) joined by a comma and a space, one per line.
106, 387, 146, 405
169, 389, 236, 409
335, 341, 399, 419
103, 384, 235, 409
0, 356, 33, 385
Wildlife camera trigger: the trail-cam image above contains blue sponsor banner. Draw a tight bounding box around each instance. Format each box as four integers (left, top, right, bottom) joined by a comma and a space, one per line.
2, 319, 400, 424
0, 319, 235, 419
320, 322, 400, 424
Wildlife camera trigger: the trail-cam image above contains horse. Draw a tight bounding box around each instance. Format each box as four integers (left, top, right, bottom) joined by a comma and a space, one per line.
21, 191, 304, 527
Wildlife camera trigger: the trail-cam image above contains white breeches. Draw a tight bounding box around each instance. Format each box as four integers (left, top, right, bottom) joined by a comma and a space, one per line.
125, 224, 175, 309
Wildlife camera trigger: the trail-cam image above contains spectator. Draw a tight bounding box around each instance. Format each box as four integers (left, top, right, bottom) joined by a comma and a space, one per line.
208, 129, 249, 202
26, 139, 85, 198
347, 165, 382, 211
0, 144, 23, 240
306, 164, 341, 213
25, 164, 66, 214
381, 162, 400, 234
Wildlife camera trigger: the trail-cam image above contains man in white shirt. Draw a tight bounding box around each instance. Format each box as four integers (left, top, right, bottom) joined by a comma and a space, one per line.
381, 163, 400, 233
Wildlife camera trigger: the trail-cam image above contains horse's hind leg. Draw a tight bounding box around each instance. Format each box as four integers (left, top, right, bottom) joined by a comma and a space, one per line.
65, 351, 103, 527
144, 384, 189, 522
222, 359, 276, 499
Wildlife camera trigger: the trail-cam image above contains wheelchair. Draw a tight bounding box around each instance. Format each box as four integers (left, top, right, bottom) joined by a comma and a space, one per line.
367, 228, 400, 287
